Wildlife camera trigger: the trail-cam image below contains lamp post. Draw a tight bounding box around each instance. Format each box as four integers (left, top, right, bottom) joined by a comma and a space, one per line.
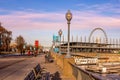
0, 32, 1, 54
65, 10, 72, 58
58, 29, 62, 55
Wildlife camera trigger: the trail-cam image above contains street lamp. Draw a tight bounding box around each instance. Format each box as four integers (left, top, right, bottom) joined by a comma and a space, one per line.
65, 10, 72, 58
0, 32, 1, 54
58, 29, 62, 55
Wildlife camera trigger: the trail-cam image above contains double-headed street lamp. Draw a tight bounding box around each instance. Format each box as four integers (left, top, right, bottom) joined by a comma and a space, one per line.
58, 29, 62, 55
65, 10, 72, 58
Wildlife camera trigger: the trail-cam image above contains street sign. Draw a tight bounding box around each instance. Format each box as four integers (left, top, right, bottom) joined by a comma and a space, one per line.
53, 35, 60, 42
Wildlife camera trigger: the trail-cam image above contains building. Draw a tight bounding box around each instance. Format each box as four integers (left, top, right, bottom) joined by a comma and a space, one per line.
54, 28, 120, 54
60, 41, 120, 53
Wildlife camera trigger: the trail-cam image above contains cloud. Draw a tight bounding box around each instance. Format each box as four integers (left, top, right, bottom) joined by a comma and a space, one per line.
72, 11, 120, 30
76, 3, 120, 14
0, 8, 120, 46
0, 10, 67, 31
0, 9, 120, 32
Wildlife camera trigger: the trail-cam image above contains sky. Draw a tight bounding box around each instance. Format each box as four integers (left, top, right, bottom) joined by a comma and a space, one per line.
0, 0, 120, 47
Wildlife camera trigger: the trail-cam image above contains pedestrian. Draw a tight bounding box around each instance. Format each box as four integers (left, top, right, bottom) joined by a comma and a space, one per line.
20, 50, 22, 55
28, 50, 30, 56
45, 54, 48, 63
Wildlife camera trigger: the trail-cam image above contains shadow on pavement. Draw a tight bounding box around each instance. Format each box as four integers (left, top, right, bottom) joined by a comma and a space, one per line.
51, 71, 61, 80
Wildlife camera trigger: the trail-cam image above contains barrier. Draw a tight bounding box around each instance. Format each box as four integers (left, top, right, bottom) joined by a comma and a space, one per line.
70, 63, 95, 80
51, 52, 120, 80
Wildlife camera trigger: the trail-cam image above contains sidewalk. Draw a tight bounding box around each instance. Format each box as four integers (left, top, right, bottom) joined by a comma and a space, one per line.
0, 54, 72, 80
38, 54, 72, 80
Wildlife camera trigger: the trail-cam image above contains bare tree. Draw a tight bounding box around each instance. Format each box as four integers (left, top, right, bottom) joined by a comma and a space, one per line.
15, 35, 25, 54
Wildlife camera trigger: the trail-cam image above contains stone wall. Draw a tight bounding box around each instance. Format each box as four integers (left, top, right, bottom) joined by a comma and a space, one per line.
51, 52, 75, 80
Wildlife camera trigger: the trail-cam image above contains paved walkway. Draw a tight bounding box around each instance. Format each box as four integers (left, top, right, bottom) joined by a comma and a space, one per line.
0, 54, 72, 80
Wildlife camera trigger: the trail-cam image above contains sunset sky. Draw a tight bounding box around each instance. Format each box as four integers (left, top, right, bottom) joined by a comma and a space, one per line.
0, 0, 120, 47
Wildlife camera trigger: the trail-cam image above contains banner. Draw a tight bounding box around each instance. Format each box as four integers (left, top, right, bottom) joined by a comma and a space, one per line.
35, 40, 39, 47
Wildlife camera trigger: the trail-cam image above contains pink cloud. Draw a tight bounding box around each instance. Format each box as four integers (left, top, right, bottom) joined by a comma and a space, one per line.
71, 11, 120, 29
0, 11, 66, 31
0, 10, 120, 32
0, 10, 119, 46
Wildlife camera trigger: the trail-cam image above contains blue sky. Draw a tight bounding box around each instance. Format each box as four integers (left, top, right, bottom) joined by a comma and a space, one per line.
0, 0, 120, 47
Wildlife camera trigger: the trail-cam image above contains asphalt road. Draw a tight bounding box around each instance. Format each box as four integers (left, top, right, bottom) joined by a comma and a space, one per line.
0, 54, 38, 80
0, 53, 72, 80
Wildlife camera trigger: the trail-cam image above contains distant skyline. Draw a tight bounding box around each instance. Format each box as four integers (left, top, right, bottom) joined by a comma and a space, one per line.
0, 0, 120, 47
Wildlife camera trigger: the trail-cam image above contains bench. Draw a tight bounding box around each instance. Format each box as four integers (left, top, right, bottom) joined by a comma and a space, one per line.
24, 70, 36, 80
33, 64, 47, 79
43, 72, 51, 80
34, 64, 51, 80
24, 64, 51, 80
45, 55, 54, 63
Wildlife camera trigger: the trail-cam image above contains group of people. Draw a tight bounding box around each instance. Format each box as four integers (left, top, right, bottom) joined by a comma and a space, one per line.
20, 50, 25, 55
27, 50, 38, 56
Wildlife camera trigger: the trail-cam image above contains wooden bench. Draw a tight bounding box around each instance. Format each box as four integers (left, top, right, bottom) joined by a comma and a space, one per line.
33, 64, 46, 79
33, 64, 51, 80
24, 70, 36, 80
43, 72, 51, 80
24, 64, 51, 80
